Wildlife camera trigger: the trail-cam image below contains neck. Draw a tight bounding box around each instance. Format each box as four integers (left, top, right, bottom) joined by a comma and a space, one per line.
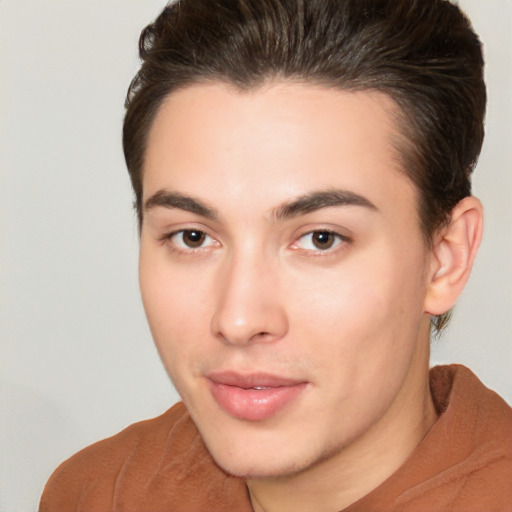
247, 323, 438, 512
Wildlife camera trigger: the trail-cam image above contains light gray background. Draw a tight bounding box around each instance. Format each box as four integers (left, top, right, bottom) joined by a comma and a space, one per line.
1, 1, 511, 511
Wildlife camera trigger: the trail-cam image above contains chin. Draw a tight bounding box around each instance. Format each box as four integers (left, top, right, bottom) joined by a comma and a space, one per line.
204, 433, 336, 481
214, 454, 306, 480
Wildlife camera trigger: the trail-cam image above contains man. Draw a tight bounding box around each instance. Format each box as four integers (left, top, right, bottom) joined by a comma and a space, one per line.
40, 0, 512, 511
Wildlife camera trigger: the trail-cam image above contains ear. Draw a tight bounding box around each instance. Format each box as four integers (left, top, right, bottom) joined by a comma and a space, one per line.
424, 196, 484, 316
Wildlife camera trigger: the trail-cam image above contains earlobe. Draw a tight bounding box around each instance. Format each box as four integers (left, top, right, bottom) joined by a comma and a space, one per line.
424, 196, 484, 316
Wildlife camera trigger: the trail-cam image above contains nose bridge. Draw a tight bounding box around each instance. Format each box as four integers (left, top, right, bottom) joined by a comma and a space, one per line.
211, 242, 287, 346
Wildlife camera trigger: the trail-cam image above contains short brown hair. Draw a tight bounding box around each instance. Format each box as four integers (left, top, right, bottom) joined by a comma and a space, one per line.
123, 0, 486, 331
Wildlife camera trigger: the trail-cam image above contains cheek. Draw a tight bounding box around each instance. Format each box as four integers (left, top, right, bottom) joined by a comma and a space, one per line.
289, 259, 388, 336
288, 257, 427, 430
288, 244, 426, 365
139, 249, 212, 367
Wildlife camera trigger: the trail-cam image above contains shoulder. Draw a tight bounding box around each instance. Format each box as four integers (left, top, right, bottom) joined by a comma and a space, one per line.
402, 365, 512, 511
49, 401, 189, 474
39, 402, 251, 512
348, 365, 512, 512
39, 402, 190, 511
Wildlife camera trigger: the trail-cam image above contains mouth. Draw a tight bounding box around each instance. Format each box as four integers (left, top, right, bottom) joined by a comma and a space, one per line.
206, 371, 308, 421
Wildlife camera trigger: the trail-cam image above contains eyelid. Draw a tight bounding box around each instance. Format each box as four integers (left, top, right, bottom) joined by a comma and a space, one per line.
159, 226, 221, 253
290, 228, 352, 255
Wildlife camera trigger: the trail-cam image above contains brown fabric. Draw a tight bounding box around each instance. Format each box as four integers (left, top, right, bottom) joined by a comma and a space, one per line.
40, 365, 512, 512
344, 365, 512, 511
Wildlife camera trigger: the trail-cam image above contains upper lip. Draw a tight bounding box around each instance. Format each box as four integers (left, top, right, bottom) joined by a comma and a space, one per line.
207, 371, 306, 389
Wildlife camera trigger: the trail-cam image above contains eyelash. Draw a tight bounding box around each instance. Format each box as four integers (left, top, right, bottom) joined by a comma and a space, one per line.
159, 229, 219, 254
291, 229, 351, 256
159, 228, 351, 256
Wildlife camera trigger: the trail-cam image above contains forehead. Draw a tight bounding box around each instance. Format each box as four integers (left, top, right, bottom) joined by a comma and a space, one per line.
143, 81, 417, 222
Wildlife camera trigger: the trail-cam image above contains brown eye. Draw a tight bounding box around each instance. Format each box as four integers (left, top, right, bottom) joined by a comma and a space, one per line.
311, 231, 336, 249
293, 230, 347, 253
166, 229, 218, 252
182, 230, 206, 248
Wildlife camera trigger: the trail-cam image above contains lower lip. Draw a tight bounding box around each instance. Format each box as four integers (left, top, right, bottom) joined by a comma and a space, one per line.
209, 381, 307, 421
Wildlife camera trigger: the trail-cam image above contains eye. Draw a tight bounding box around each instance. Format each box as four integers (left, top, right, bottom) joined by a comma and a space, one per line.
168, 229, 216, 250
293, 230, 347, 252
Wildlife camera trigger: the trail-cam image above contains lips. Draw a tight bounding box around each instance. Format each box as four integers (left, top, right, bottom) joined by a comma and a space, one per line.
207, 371, 307, 421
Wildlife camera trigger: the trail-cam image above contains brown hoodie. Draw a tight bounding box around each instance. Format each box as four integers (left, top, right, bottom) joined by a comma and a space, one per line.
39, 365, 512, 512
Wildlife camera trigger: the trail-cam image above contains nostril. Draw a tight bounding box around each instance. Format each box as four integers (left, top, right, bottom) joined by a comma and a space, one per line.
252, 331, 271, 341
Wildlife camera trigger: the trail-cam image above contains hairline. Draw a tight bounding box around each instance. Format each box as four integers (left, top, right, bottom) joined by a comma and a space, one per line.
137, 76, 434, 244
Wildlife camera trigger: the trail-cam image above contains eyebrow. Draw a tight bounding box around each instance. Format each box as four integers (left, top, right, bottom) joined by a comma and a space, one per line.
272, 189, 377, 220
144, 190, 218, 219
143, 188, 377, 221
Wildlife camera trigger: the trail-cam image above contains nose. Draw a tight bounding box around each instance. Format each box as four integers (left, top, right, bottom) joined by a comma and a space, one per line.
210, 251, 288, 346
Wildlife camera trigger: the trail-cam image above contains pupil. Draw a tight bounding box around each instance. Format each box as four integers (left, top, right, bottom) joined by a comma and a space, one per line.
184, 230, 205, 247
313, 231, 334, 249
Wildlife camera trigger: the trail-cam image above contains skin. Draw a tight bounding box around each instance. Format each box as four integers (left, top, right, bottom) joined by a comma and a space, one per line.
139, 82, 441, 512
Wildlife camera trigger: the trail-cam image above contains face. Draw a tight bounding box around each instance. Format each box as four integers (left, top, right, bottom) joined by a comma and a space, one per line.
139, 82, 433, 479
